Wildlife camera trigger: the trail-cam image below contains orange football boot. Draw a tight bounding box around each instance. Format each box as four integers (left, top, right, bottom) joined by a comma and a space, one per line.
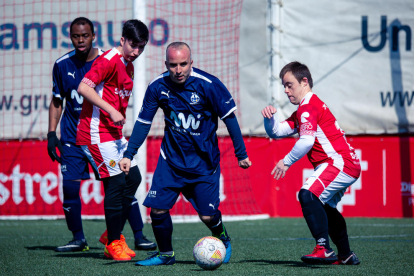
99, 230, 108, 245
104, 240, 131, 261
120, 234, 136, 258
100, 230, 135, 258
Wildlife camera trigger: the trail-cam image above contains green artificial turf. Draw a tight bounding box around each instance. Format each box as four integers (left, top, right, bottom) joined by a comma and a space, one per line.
1, 218, 414, 275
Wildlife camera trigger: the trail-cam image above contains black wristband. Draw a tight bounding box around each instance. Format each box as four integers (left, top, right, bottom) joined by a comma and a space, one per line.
47, 131, 57, 139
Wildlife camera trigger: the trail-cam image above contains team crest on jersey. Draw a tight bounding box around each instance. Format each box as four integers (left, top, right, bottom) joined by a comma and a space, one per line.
190, 93, 200, 104
109, 160, 116, 168
130, 71, 134, 80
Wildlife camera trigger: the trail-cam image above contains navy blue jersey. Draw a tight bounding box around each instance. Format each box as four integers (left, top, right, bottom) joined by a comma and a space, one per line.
138, 67, 237, 175
52, 49, 103, 144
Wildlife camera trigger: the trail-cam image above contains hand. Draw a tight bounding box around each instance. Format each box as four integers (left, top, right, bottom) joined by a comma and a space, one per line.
261, 105, 277, 119
238, 157, 252, 169
47, 131, 64, 163
119, 158, 131, 175
271, 159, 290, 180
109, 109, 126, 126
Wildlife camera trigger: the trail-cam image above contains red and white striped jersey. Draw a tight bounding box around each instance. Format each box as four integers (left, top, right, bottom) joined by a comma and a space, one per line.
76, 48, 134, 145
285, 92, 361, 178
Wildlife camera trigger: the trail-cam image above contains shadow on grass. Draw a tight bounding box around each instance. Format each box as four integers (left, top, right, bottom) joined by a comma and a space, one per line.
25, 246, 57, 251
239, 259, 330, 269
25, 246, 101, 251
103, 260, 138, 265
175, 261, 197, 265
54, 252, 102, 259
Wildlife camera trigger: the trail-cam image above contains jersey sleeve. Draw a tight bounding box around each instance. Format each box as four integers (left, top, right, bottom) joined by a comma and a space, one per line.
52, 62, 63, 98
137, 85, 159, 124
264, 111, 298, 138
81, 57, 115, 88
206, 80, 236, 120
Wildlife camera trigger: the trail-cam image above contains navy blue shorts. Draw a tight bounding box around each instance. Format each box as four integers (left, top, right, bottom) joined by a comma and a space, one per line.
61, 142, 94, 181
144, 156, 220, 216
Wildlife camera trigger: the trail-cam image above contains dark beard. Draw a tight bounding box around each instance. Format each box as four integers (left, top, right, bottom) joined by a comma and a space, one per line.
75, 47, 91, 61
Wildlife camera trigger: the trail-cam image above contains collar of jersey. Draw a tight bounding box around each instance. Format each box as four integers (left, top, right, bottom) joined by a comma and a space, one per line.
112, 47, 128, 66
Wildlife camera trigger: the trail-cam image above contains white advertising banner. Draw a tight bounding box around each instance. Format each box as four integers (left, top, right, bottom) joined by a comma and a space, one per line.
277, 0, 414, 134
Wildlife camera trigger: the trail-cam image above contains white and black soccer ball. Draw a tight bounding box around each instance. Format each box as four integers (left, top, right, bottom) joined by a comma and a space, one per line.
193, 236, 226, 270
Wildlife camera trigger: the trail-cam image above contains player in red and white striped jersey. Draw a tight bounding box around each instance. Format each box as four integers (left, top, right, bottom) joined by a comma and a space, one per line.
76, 20, 151, 261
262, 61, 360, 265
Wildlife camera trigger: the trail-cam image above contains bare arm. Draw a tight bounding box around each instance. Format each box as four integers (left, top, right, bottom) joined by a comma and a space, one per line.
48, 97, 63, 132
78, 82, 125, 126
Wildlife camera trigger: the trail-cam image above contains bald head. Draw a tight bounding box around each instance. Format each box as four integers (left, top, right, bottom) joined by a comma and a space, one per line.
165, 42, 193, 84
166, 42, 192, 61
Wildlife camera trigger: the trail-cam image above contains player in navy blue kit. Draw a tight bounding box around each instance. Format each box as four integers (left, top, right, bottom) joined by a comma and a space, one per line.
118, 42, 252, 266
48, 17, 155, 252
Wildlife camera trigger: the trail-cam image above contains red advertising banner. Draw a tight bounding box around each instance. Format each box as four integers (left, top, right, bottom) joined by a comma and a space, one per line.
0, 136, 413, 218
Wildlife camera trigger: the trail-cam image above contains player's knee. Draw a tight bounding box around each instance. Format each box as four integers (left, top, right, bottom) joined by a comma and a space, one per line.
199, 214, 214, 223
150, 209, 170, 226
323, 203, 341, 217
62, 180, 81, 200
150, 208, 169, 216
298, 189, 318, 206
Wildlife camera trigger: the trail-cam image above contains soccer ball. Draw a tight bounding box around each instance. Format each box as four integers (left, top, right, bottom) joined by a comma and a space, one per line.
193, 236, 226, 270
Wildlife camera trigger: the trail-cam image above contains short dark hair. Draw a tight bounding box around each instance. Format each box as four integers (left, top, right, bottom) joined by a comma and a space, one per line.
166, 42, 192, 60
279, 61, 313, 88
122, 20, 149, 44
70, 17, 94, 34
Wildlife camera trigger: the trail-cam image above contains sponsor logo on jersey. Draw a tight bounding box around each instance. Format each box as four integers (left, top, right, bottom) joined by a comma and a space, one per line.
170, 110, 201, 130
300, 112, 310, 123
225, 97, 233, 104
71, 89, 84, 104
109, 160, 116, 168
190, 92, 200, 104
114, 88, 132, 99
299, 122, 315, 137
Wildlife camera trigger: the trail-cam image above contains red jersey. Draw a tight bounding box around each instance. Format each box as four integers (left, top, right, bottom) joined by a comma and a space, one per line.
285, 92, 361, 178
76, 48, 134, 145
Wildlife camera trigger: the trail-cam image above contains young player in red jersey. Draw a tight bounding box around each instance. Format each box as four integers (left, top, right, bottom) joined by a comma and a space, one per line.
76, 19, 149, 261
262, 61, 361, 265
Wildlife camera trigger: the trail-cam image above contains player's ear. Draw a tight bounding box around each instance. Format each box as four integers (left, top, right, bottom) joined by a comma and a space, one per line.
301, 77, 309, 87
120, 37, 125, 47
165, 60, 168, 69
92, 33, 96, 42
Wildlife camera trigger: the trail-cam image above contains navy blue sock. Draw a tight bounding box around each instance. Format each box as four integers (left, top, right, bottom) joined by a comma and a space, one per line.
128, 197, 144, 240
62, 180, 84, 240
204, 210, 228, 238
323, 204, 351, 256
150, 211, 173, 253
121, 167, 141, 232
298, 189, 330, 249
